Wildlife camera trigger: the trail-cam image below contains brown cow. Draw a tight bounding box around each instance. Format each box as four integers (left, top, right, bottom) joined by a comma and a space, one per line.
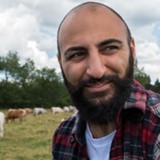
25, 108, 33, 114
5, 109, 27, 123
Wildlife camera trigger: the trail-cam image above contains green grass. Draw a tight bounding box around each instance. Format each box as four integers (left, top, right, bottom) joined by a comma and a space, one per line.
0, 110, 72, 160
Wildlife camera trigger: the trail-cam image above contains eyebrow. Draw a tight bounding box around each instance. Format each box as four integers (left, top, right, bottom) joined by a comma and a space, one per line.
64, 46, 86, 56
96, 39, 123, 48
63, 39, 123, 56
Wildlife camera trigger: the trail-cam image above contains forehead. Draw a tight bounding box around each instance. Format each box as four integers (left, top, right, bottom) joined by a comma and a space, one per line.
58, 5, 127, 51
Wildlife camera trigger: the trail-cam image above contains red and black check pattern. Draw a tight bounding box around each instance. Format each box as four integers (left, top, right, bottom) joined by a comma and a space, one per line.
52, 80, 160, 160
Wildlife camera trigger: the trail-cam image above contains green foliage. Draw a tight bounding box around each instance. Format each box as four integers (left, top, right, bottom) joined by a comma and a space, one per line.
0, 52, 20, 81
0, 52, 71, 109
134, 60, 160, 93
154, 79, 160, 93
134, 60, 151, 86
147, 79, 160, 93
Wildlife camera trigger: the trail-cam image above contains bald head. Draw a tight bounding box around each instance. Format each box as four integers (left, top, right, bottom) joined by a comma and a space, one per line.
57, 2, 131, 55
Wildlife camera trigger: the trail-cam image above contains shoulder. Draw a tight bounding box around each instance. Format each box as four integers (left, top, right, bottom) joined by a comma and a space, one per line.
53, 113, 78, 139
132, 80, 160, 118
147, 90, 160, 106
146, 90, 160, 118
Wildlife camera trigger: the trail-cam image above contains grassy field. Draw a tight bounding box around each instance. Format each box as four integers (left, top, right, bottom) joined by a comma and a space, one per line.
0, 110, 72, 160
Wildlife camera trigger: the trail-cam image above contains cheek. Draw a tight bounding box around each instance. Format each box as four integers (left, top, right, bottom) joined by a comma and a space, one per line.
116, 55, 130, 77
62, 63, 86, 86
106, 54, 129, 78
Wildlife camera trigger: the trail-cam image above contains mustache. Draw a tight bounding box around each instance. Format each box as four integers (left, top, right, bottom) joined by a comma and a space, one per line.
67, 74, 130, 93
80, 75, 119, 86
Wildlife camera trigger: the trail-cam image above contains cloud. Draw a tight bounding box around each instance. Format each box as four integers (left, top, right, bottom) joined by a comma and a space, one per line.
136, 42, 160, 83
153, 22, 160, 46
0, 1, 57, 68
24, 41, 52, 68
0, 0, 160, 84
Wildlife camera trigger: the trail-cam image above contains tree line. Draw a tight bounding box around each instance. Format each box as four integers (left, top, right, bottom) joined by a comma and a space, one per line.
0, 52, 159, 109
0, 52, 71, 109
134, 60, 160, 94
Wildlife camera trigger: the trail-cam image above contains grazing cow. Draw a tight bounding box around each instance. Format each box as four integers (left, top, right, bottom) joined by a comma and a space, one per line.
0, 112, 5, 138
5, 109, 27, 123
69, 105, 77, 113
63, 105, 77, 113
51, 107, 64, 114
33, 108, 47, 116
25, 108, 33, 114
63, 106, 70, 112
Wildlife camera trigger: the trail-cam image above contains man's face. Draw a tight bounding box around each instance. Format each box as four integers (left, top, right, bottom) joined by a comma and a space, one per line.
58, 7, 135, 124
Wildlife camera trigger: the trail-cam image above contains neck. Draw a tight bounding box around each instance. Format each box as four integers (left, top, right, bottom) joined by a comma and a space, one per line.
88, 122, 116, 138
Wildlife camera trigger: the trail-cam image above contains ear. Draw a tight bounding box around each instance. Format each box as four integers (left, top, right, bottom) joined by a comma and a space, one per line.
130, 37, 136, 63
57, 53, 61, 64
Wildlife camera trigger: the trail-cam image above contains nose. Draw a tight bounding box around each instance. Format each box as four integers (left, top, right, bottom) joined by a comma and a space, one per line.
86, 51, 105, 79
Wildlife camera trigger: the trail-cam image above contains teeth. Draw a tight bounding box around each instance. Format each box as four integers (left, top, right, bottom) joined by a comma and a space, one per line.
86, 80, 111, 87
87, 83, 105, 87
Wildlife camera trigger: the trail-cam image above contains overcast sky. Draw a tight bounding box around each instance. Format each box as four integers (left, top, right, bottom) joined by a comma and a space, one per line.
0, 0, 160, 84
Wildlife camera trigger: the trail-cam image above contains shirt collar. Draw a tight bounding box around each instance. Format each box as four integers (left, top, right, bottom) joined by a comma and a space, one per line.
71, 114, 87, 146
124, 79, 147, 114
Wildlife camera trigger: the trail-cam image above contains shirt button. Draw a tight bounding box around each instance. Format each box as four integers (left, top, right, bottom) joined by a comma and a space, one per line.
69, 136, 75, 143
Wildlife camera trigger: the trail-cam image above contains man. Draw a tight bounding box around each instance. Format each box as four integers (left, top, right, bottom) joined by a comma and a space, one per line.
52, 2, 160, 160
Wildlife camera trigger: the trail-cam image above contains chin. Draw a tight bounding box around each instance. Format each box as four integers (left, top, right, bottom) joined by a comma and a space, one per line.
71, 80, 131, 125
83, 87, 115, 105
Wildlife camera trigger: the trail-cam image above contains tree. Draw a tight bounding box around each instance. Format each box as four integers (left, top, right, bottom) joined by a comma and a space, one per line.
31, 67, 71, 107
154, 79, 160, 93
18, 59, 35, 85
0, 54, 71, 108
0, 51, 20, 82
134, 60, 151, 87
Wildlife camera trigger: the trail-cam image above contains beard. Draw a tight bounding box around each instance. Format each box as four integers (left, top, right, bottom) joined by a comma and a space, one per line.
61, 51, 134, 125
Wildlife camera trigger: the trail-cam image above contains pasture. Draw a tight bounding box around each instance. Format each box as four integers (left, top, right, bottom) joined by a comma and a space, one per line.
0, 109, 72, 160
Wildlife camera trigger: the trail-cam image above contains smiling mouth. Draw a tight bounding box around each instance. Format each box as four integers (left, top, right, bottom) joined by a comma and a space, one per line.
85, 80, 112, 93
86, 80, 111, 87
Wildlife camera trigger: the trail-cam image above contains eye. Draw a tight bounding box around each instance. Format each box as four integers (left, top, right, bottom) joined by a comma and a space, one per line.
100, 45, 120, 55
64, 47, 87, 61
66, 51, 86, 61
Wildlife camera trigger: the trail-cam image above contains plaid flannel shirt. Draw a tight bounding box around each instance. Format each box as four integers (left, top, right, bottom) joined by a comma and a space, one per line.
52, 80, 160, 160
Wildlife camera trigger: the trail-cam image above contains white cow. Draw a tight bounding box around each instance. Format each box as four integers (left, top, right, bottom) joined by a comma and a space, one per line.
0, 112, 5, 138
69, 105, 77, 113
51, 107, 64, 114
33, 108, 47, 116
63, 106, 70, 112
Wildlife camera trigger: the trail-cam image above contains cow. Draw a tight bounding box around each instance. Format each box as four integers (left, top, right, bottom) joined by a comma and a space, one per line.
5, 109, 27, 123
63, 106, 70, 112
25, 108, 33, 114
33, 108, 47, 116
0, 112, 5, 138
63, 105, 77, 113
51, 107, 64, 114
69, 105, 77, 113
